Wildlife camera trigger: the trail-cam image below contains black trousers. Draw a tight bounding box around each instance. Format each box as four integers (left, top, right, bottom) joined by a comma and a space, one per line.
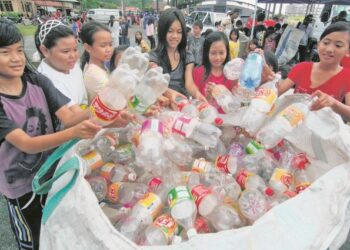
147, 35, 156, 49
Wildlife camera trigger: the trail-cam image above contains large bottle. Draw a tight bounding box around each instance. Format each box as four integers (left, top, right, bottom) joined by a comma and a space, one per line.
211, 85, 241, 114
238, 189, 269, 222
109, 63, 140, 99
223, 57, 245, 81
239, 52, 264, 90
119, 46, 149, 76
268, 152, 294, 194
128, 67, 170, 114
107, 182, 148, 206
256, 97, 316, 149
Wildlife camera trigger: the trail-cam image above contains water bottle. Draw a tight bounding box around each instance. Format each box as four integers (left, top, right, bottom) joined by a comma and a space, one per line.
268, 152, 294, 194
174, 96, 199, 118
292, 153, 311, 193
100, 162, 137, 183
110, 143, 135, 164
236, 169, 274, 196
214, 154, 238, 175
107, 182, 148, 206
211, 85, 241, 114
223, 57, 245, 80
256, 96, 317, 149
168, 186, 198, 239
190, 183, 220, 217
196, 102, 218, 124
86, 176, 108, 202
163, 135, 194, 168
81, 150, 105, 175
109, 63, 140, 99
239, 52, 264, 90
119, 46, 149, 76
238, 189, 269, 222
206, 203, 244, 231
128, 67, 170, 114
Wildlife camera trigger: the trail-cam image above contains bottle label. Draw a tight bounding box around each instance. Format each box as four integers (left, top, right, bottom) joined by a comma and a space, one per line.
192, 158, 212, 173
90, 95, 121, 123
175, 96, 189, 111
100, 162, 116, 181
148, 177, 162, 191
191, 184, 212, 207
295, 182, 311, 193
138, 192, 163, 219
168, 186, 193, 208
254, 88, 277, 106
270, 168, 294, 189
172, 116, 195, 137
82, 150, 105, 171
128, 95, 148, 113
107, 182, 122, 203
245, 140, 264, 155
115, 143, 134, 162
211, 85, 226, 98
215, 155, 232, 174
291, 153, 310, 169
195, 216, 210, 234
236, 170, 254, 189
279, 105, 305, 128
141, 119, 164, 134
153, 214, 177, 240
196, 102, 210, 113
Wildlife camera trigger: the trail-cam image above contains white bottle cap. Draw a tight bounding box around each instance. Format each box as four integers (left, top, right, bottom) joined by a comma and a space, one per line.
128, 173, 137, 181
172, 235, 182, 244
186, 228, 197, 239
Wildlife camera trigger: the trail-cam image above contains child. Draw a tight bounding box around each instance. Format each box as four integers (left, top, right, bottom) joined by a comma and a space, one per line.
243, 38, 259, 59
0, 18, 101, 250
188, 20, 205, 66
192, 31, 233, 111
135, 31, 150, 53
35, 20, 88, 112
81, 21, 113, 104
229, 28, 240, 59
110, 45, 129, 71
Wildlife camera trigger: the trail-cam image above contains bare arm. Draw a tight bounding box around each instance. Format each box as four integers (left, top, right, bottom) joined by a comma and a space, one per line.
56, 105, 90, 128
277, 78, 295, 96
184, 63, 206, 101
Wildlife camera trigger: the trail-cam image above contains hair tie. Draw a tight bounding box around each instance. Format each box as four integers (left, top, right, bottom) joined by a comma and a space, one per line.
39, 20, 66, 45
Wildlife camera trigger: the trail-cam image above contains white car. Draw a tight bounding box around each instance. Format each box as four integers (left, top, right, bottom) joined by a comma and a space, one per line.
87, 8, 121, 24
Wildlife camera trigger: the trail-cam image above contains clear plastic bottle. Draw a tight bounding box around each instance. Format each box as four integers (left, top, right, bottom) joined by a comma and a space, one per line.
211, 85, 241, 114
214, 154, 238, 175
119, 46, 149, 76
223, 57, 245, 80
86, 176, 108, 202
107, 182, 148, 206
196, 102, 218, 124
109, 63, 139, 99
190, 183, 220, 217
174, 96, 198, 118
110, 143, 135, 164
268, 152, 294, 194
239, 52, 264, 90
292, 153, 311, 193
256, 97, 316, 149
236, 169, 274, 196
206, 203, 244, 231
100, 162, 137, 183
168, 186, 198, 239
238, 189, 269, 222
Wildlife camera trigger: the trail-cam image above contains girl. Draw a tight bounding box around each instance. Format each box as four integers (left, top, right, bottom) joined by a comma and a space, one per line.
108, 15, 120, 48
149, 7, 205, 108
110, 45, 128, 71
278, 22, 350, 120
229, 28, 240, 59
35, 20, 88, 112
81, 21, 113, 104
135, 31, 150, 53
146, 16, 155, 49
0, 18, 101, 250
192, 31, 233, 101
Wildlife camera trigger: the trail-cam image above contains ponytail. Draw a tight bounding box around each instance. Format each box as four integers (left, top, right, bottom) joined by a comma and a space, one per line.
81, 50, 90, 70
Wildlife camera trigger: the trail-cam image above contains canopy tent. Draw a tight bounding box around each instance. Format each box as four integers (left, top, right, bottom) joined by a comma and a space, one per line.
257, 0, 350, 4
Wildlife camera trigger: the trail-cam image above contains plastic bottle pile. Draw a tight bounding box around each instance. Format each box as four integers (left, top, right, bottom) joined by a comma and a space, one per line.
78, 48, 315, 246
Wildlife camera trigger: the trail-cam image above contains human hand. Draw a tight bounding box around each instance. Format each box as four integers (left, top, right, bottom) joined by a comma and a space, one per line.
107, 109, 136, 128
144, 104, 161, 117
168, 89, 187, 111
156, 95, 170, 107
72, 120, 101, 139
311, 90, 337, 111
205, 82, 216, 100
194, 90, 207, 103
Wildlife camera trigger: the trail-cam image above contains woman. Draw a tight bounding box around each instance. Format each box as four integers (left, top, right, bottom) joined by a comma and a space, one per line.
108, 15, 120, 48
146, 16, 156, 49
135, 31, 150, 53
149, 8, 205, 108
35, 20, 88, 112
278, 22, 350, 121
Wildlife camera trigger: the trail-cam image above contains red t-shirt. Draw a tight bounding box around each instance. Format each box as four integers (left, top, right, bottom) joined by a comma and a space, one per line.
341, 56, 350, 69
288, 62, 350, 101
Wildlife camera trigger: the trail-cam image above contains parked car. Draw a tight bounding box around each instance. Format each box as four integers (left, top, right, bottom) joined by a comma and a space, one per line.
86, 8, 121, 24
186, 11, 227, 34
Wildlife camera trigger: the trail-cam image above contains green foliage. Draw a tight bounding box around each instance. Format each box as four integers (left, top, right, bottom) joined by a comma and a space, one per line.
3, 12, 20, 18
81, 0, 153, 11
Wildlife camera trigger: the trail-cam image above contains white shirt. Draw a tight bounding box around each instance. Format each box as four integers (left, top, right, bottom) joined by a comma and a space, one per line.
83, 63, 109, 104
38, 61, 88, 107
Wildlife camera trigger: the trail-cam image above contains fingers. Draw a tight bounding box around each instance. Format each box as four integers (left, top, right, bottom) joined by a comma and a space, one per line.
310, 90, 335, 110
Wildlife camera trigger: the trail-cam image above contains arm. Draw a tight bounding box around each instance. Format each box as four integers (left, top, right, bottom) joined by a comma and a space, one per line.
277, 78, 295, 96
56, 105, 90, 128
185, 63, 206, 101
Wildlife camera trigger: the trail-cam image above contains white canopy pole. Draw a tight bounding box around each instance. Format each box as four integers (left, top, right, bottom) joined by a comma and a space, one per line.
250, 0, 259, 40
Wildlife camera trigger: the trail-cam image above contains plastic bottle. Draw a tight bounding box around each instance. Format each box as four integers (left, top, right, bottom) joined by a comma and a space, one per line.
110, 143, 135, 164
174, 96, 198, 118
107, 182, 148, 206
163, 135, 194, 168
256, 97, 316, 149
168, 186, 198, 239
190, 183, 220, 217
196, 102, 218, 124
223, 57, 245, 80
211, 85, 241, 114
86, 176, 108, 202
239, 52, 264, 90
242, 77, 279, 135
109, 63, 140, 99
100, 202, 130, 225
128, 67, 170, 114
292, 153, 311, 193
100, 162, 137, 183
89, 85, 127, 126
81, 150, 105, 175
119, 46, 149, 76
141, 214, 177, 246
214, 154, 238, 175
268, 152, 294, 194
206, 203, 244, 231
238, 189, 269, 222
236, 169, 274, 196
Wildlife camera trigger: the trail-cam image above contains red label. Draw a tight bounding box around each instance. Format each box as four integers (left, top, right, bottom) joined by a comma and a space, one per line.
295, 183, 310, 193
291, 153, 310, 170
195, 216, 210, 234
172, 116, 193, 137
236, 170, 253, 189
148, 177, 162, 191
196, 102, 210, 112
191, 184, 212, 207
90, 95, 121, 122
215, 155, 231, 173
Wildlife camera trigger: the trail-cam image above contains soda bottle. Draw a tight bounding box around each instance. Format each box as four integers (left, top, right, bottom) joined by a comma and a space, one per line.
238, 189, 269, 222
215, 154, 238, 175
107, 182, 148, 206
128, 67, 170, 114
256, 96, 317, 149
211, 85, 241, 114
239, 52, 264, 90
86, 176, 108, 202
242, 77, 279, 135
109, 63, 139, 99
194, 216, 212, 234
196, 102, 218, 124
89, 85, 127, 126
236, 169, 274, 196
190, 183, 220, 217
174, 96, 199, 118
292, 153, 311, 193
100, 162, 137, 183
141, 214, 177, 246
223, 57, 245, 81
119, 46, 149, 76
206, 203, 244, 231
268, 152, 294, 194
168, 186, 198, 239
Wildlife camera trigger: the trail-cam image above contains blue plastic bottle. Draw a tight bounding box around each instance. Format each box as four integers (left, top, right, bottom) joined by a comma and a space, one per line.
239, 53, 264, 90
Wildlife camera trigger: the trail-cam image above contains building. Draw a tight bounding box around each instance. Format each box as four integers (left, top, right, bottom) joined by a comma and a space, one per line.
0, 0, 35, 15
285, 4, 323, 17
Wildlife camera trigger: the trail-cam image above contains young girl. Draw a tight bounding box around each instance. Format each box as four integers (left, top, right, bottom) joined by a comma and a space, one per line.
229, 28, 240, 59
0, 18, 101, 250
35, 20, 88, 112
81, 21, 113, 104
192, 31, 233, 106
278, 22, 350, 120
135, 31, 150, 53
149, 7, 205, 108
108, 15, 120, 48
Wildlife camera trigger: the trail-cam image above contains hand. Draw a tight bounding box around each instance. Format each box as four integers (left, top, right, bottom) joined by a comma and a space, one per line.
205, 82, 216, 100
72, 120, 101, 139
144, 104, 161, 117
156, 95, 170, 107
108, 109, 136, 128
167, 89, 187, 111
261, 64, 275, 84
311, 90, 337, 111
194, 90, 207, 103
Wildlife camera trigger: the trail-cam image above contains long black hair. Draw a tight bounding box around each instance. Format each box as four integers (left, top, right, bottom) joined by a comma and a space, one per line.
0, 18, 35, 74
155, 8, 187, 74
201, 31, 230, 81
80, 21, 111, 69
108, 15, 115, 27
135, 31, 142, 45
320, 21, 350, 47
34, 23, 74, 58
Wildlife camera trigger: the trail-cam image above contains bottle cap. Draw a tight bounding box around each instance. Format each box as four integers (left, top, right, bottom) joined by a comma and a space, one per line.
265, 188, 274, 197
172, 235, 182, 244
128, 173, 137, 181
186, 228, 197, 239
214, 118, 223, 126
291, 153, 309, 170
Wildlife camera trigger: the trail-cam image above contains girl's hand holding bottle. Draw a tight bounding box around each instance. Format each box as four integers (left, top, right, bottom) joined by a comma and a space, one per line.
72, 120, 101, 139
311, 90, 337, 111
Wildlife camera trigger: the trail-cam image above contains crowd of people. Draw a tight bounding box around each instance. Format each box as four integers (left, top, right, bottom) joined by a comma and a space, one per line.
0, 6, 350, 250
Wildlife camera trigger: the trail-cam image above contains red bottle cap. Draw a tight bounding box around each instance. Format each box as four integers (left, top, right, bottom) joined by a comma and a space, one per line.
265, 187, 274, 197
291, 153, 310, 170
214, 118, 223, 126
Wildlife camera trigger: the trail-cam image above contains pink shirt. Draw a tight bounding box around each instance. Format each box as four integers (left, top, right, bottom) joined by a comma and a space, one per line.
146, 23, 154, 36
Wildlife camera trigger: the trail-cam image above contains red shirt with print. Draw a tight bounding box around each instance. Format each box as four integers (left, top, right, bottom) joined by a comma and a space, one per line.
288, 62, 350, 101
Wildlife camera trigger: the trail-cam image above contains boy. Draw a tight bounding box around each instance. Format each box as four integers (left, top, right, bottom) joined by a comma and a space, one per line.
187, 20, 205, 66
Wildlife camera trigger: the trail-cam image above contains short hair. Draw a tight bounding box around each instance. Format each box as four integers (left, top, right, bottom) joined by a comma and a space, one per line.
257, 12, 266, 22
193, 20, 203, 30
